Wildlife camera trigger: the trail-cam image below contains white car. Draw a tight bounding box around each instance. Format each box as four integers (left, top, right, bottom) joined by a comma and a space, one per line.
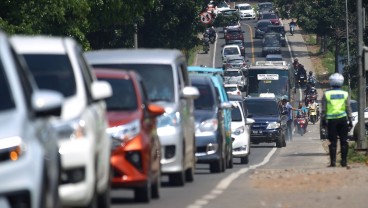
215, 1, 230, 14
222, 45, 242, 61
230, 101, 254, 164
0, 31, 63, 208
225, 83, 243, 97
236, 3, 256, 20
11, 36, 113, 207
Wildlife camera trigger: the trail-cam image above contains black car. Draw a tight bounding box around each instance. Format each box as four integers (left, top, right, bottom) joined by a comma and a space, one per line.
255, 20, 272, 39
262, 32, 282, 57
244, 97, 287, 148
267, 25, 286, 46
226, 40, 246, 56
190, 74, 232, 173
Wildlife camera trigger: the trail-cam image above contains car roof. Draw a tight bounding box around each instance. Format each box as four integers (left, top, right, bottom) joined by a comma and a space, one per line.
10, 35, 72, 54
85, 49, 184, 65
223, 45, 240, 49
266, 54, 283, 59
236, 3, 251, 6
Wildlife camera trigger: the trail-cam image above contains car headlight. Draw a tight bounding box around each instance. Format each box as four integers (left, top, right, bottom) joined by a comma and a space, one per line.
106, 119, 140, 142
198, 118, 218, 132
55, 118, 86, 140
266, 122, 280, 129
157, 112, 180, 127
232, 126, 244, 135
0, 136, 26, 162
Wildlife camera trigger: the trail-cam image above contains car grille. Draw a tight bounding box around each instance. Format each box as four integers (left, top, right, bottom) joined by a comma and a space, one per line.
251, 122, 268, 130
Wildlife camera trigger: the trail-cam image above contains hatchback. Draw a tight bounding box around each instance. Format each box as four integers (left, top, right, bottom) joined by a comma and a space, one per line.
225, 40, 246, 57
94, 69, 164, 202
236, 3, 256, 20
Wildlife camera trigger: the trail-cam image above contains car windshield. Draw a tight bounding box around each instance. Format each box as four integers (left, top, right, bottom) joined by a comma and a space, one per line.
192, 83, 215, 110
245, 100, 279, 116
23, 54, 77, 97
225, 86, 237, 92
92, 64, 174, 102
98, 78, 137, 111
224, 47, 240, 56
259, 3, 273, 10
269, 27, 284, 33
248, 69, 289, 97
239, 6, 252, 10
231, 106, 243, 121
229, 59, 244, 64
262, 13, 277, 19
224, 71, 241, 76
0, 59, 15, 111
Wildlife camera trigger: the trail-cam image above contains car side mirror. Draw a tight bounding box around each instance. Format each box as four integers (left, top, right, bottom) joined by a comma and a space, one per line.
220, 102, 233, 109
245, 118, 255, 125
32, 90, 63, 117
181, 86, 200, 99
91, 81, 112, 101
147, 103, 165, 117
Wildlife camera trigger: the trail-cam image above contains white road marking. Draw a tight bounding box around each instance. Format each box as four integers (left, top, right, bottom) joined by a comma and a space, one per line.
212, 32, 218, 68
186, 147, 277, 208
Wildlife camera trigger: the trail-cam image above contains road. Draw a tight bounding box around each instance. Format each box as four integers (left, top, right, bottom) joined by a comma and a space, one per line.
111, 19, 322, 208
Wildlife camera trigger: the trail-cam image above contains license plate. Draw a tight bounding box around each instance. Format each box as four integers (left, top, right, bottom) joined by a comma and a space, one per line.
252, 130, 262, 134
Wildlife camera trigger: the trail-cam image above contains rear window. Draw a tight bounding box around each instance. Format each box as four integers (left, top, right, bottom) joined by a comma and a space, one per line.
258, 21, 272, 28
262, 13, 277, 19
225, 87, 238, 92
0, 59, 15, 111
23, 54, 76, 97
192, 83, 215, 110
98, 78, 137, 111
223, 47, 240, 56
245, 100, 279, 116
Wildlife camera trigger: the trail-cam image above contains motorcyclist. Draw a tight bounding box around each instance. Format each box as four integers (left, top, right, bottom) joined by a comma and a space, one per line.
305, 86, 318, 106
321, 73, 352, 167
307, 99, 320, 119
294, 102, 309, 132
203, 33, 210, 52
307, 71, 317, 86
297, 64, 307, 86
289, 19, 297, 35
208, 26, 216, 41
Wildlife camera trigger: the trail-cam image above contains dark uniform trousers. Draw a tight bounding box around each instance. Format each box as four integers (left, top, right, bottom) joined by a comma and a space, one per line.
327, 117, 349, 166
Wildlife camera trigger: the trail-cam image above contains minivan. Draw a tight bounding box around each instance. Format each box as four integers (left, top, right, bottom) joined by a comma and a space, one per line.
85, 49, 199, 186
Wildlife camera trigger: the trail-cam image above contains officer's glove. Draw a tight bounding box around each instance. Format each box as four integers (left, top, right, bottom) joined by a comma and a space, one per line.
348, 117, 353, 132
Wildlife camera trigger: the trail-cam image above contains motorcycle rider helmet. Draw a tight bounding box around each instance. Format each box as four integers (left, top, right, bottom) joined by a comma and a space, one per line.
329, 73, 344, 87
309, 71, 313, 76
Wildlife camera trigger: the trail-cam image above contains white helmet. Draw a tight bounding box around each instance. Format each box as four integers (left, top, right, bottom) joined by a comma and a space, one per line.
329, 73, 344, 87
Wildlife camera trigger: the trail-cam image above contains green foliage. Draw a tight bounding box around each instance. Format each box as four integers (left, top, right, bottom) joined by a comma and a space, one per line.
321, 50, 335, 74
348, 142, 368, 163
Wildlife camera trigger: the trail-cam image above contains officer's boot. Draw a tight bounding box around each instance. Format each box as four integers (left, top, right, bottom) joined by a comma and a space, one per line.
328, 145, 336, 167
340, 144, 348, 167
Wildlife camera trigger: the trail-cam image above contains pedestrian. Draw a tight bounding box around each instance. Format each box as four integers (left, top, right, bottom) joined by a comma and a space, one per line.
281, 96, 296, 142
321, 73, 353, 167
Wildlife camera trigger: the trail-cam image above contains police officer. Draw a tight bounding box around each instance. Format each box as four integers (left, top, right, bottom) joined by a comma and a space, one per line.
321, 73, 352, 167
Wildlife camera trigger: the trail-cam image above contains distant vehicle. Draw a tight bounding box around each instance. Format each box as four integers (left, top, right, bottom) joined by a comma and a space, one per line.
94, 69, 165, 202
255, 20, 273, 39
244, 97, 287, 148
190, 74, 232, 173
222, 45, 242, 61
257, 2, 274, 19
229, 100, 254, 164
11, 35, 113, 208
188, 66, 234, 169
85, 49, 199, 187
220, 9, 239, 17
266, 54, 283, 61
225, 83, 243, 97
226, 40, 246, 56
235, 3, 256, 20
223, 56, 248, 70
224, 28, 243, 44
267, 25, 286, 46
259, 12, 280, 25
0, 30, 63, 208
262, 32, 282, 57
247, 61, 294, 101
215, 1, 230, 14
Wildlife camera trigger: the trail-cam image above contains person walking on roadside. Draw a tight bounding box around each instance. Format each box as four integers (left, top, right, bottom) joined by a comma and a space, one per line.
321, 73, 353, 167
281, 96, 296, 142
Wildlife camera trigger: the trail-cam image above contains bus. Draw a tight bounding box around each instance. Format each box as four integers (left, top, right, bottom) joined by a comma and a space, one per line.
246, 61, 295, 101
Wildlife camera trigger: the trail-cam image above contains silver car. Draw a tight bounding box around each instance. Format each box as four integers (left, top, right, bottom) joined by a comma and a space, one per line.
85, 49, 199, 186
0, 30, 63, 208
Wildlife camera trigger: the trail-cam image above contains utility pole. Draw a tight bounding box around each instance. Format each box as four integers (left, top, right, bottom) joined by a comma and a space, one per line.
134, 23, 138, 49
357, 0, 367, 150
346, 0, 351, 95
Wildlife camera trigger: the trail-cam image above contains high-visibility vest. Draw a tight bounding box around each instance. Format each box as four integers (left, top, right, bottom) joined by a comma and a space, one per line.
325, 89, 348, 120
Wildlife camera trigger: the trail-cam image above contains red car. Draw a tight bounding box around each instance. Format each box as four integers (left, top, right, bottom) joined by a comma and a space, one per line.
260, 12, 280, 25
225, 28, 244, 44
94, 69, 165, 202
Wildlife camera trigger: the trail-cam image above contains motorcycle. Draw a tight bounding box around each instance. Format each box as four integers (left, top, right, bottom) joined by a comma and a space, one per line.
295, 114, 307, 136
305, 93, 317, 106
308, 105, 318, 124
209, 34, 216, 44
290, 25, 295, 35
298, 74, 307, 88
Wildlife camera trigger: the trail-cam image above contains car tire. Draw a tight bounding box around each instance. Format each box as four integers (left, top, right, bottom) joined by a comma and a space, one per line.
276, 136, 283, 148
134, 181, 151, 203
240, 155, 249, 164
169, 170, 185, 186
210, 159, 222, 173
97, 167, 112, 208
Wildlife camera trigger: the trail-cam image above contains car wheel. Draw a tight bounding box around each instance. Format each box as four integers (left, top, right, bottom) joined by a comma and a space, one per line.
169, 170, 185, 186
276, 136, 283, 148
210, 159, 222, 173
240, 155, 249, 164
134, 180, 151, 203
97, 167, 112, 208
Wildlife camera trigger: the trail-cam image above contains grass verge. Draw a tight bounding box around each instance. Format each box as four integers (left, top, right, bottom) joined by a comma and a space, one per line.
186, 45, 201, 66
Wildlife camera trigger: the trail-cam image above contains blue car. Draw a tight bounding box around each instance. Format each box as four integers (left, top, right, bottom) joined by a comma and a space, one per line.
188, 66, 234, 169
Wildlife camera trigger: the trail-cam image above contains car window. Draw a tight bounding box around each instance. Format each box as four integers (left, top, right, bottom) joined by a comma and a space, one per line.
225, 87, 237, 92
23, 54, 77, 98
0, 58, 16, 111
92, 63, 174, 102
239, 6, 252, 10
245, 100, 279, 116
262, 13, 277, 19
192, 83, 215, 110
224, 47, 240, 56
231, 107, 242, 121
98, 77, 137, 111
229, 59, 244, 64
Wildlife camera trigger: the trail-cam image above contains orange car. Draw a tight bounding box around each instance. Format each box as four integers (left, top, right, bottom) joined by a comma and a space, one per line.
94, 69, 165, 202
